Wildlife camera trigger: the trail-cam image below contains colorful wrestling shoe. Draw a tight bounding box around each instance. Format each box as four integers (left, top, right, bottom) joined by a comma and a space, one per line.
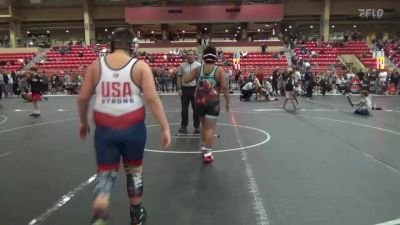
202, 148, 214, 163
130, 205, 147, 225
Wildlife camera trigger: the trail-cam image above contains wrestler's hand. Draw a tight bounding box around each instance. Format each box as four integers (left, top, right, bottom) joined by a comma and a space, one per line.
161, 129, 171, 149
225, 104, 230, 112
79, 123, 90, 140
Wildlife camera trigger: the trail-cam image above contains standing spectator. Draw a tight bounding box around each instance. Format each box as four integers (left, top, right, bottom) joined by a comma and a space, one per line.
0, 72, 3, 105
261, 42, 267, 54
12, 72, 20, 96
177, 49, 201, 134
159, 67, 169, 92
151, 68, 160, 92
272, 67, 279, 95
2, 72, 9, 97
41, 72, 49, 94
226, 69, 233, 90
170, 67, 178, 92
389, 71, 399, 94
7, 73, 13, 96
378, 70, 388, 94
64, 73, 71, 84
304, 67, 314, 98
357, 69, 365, 81
20, 74, 29, 99
51, 74, 58, 94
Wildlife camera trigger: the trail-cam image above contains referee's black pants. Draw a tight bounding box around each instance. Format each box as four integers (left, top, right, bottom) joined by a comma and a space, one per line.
181, 86, 200, 129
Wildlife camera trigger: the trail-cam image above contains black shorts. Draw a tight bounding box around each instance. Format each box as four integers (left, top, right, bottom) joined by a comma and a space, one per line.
196, 101, 220, 119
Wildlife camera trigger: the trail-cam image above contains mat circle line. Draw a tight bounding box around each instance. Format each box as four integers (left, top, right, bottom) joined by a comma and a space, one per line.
0, 114, 8, 125
145, 123, 271, 154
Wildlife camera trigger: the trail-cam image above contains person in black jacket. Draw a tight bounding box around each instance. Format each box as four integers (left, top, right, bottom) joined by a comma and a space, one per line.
27, 68, 45, 117
304, 67, 314, 98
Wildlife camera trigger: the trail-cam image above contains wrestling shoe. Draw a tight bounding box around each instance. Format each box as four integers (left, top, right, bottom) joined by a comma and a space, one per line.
130, 205, 147, 225
202, 148, 214, 163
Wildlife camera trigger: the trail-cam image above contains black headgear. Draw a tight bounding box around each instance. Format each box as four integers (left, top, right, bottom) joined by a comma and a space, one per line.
202, 46, 217, 63
109, 28, 135, 54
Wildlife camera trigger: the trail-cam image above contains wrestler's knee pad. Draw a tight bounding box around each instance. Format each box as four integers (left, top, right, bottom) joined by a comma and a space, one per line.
93, 170, 118, 200
126, 168, 143, 198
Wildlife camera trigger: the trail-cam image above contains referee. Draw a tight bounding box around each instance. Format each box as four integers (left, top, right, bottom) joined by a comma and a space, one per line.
177, 49, 201, 134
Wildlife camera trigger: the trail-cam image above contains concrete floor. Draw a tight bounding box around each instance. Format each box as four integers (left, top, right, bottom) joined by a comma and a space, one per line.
1, 95, 400, 225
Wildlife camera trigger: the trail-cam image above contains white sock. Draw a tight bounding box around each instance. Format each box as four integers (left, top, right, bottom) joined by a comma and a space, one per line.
34, 110, 40, 114
203, 148, 213, 157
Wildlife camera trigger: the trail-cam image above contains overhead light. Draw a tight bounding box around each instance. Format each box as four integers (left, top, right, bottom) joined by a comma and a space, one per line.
289, 25, 292, 29
274, 23, 277, 26
225, 29, 229, 33
182, 30, 185, 33
257, 29, 261, 32
331, 25, 335, 28
26, 31, 30, 34
204, 27, 207, 31
272, 29, 275, 35
285, 28, 288, 32
46, 30, 50, 34
151, 30, 154, 34
353, 25, 357, 28
265, 24, 269, 27
234, 34, 237, 37
66, 30, 69, 33
29, 41, 34, 46
238, 26, 241, 29
310, 25, 314, 29
105, 28, 108, 32
111, 31, 114, 35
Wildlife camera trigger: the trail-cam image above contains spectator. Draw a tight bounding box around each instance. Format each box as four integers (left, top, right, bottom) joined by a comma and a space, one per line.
0, 72, 4, 101
170, 67, 178, 92
389, 71, 399, 91
304, 67, 314, 98
51, 74, 59, 94
271, 67, 279, 95
7, 73, 13, 96
79, 51, 84, 57
2, 72, 8, 97
41, 72, 49, 94
378, 70, 388, 94
12, 72, 20, 96
261, 42, 267, 54
226, 69, 233, 90
159, 67, 169, 92
357, 69, 365, 81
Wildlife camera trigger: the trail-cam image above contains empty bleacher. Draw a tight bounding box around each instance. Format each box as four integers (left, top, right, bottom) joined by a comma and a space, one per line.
0, 52, 36, 72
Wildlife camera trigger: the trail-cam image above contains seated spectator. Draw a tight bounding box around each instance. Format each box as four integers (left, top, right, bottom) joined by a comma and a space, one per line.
79, 51, 84, 57
311, 51, 319, 58
93, 45, 99, 53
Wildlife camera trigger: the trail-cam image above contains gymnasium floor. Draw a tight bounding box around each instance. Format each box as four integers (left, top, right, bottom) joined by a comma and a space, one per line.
1, 94, 400, 225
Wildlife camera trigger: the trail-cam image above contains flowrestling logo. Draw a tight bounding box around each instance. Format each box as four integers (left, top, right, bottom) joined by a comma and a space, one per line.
358, 9, 384, 19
